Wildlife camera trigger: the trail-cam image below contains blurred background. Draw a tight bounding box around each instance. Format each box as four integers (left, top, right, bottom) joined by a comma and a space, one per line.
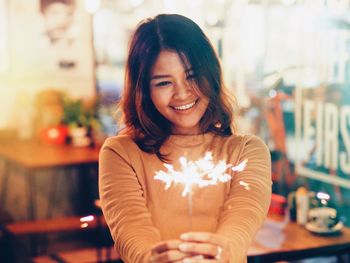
0, 0, 350, 262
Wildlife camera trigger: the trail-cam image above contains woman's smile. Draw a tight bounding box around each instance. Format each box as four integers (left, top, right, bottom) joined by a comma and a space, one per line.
171, 99, 198, 111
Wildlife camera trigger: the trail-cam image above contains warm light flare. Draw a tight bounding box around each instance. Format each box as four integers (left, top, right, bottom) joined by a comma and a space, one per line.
48, 128, 59, 139
316, 192, 330, 200
80, 215, 94, 222
84, 0, 100, 14
80, 223, 89, 228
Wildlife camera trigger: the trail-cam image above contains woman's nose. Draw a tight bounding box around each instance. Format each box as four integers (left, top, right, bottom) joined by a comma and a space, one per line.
173, 80, 192, 99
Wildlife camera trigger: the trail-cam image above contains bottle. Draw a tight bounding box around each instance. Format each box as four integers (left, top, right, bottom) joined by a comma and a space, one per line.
287, 191, 297, 221
296, 187, 309, 225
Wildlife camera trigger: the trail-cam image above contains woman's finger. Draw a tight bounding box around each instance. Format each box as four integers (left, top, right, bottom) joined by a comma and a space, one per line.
150, 249, 192, 263
180, 232, 223, 246
179, 232, 230, 262
182, 256, 215, 263
179, 242, 218, 258
151, 240, 181, 254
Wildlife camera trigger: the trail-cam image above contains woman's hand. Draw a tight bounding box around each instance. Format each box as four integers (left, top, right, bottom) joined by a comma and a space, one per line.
150, 239, 194, 263
178, 232, 230, 262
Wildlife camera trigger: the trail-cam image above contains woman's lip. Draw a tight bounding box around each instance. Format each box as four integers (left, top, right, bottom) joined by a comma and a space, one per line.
171, 99, 198, 111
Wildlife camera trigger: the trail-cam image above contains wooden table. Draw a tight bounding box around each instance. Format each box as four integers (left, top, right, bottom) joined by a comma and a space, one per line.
0, 141, 100, 220
0, 141, 100, 169
248, 214, 350, 262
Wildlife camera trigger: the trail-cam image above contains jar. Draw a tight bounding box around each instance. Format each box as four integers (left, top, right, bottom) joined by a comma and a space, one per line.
296, 187, 309, 225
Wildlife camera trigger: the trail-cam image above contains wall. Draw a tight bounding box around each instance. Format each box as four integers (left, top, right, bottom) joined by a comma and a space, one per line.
0, 0, 95, 133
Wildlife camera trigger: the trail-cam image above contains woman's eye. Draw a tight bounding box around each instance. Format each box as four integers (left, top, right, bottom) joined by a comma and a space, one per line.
155, 81, 171, 87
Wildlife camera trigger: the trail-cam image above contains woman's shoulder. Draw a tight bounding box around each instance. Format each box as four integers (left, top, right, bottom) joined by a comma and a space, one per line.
216, 133, 269, 158
100, 134, 144, 164
219, 133, 265, 147
102, 134, 138, 152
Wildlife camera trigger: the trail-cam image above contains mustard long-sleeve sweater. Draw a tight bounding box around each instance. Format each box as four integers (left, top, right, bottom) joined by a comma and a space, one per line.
99, 133, 272, 263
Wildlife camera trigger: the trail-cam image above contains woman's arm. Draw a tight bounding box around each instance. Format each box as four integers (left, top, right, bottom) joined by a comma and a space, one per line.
215, 135, 272, 262
177, 135, 272, 263
99, 137, 161, 262
100, 137, 198, 262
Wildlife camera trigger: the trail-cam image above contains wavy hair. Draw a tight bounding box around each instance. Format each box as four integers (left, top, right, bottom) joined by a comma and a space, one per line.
118, 14, 238, 160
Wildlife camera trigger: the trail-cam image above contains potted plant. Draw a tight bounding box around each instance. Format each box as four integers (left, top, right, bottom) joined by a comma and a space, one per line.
61, 96, 100, 147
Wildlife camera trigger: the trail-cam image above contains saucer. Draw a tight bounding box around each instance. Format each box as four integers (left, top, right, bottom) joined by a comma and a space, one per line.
305, 221, 343, 235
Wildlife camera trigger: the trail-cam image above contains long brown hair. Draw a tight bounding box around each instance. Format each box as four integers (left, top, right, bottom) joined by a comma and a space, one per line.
119, 14, 238, 160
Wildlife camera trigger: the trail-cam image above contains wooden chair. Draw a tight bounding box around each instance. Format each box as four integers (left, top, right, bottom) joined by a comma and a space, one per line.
32, 246, 121, 263
0, 214, 114, 262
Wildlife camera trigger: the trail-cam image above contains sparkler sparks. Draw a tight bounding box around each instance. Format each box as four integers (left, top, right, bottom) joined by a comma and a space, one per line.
154, 152, 248, 197
154, 152, 248, 230
239, 181, 250, 190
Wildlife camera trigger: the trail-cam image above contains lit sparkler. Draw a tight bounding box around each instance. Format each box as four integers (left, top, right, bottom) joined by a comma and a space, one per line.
154, 152, 248, 229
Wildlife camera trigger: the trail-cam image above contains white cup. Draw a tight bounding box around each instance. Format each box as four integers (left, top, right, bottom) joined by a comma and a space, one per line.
308, 207, 338, 229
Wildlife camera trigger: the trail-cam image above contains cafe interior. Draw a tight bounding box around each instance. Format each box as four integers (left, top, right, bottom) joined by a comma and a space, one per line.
0, 0, 350, 262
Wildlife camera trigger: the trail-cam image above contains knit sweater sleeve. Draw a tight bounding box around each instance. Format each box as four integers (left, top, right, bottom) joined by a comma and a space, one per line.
216, 135, 272, 263
99, 137, 161, 263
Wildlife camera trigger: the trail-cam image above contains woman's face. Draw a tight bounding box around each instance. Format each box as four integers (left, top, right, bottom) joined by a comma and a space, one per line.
150, 50, 209, 135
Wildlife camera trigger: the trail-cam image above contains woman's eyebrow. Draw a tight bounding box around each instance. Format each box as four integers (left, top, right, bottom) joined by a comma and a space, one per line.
150, 74, 171, 80
151, 68, 194, 80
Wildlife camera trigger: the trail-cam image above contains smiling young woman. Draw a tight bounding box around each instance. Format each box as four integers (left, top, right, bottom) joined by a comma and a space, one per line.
99, 14, 272, 263
118, 14, 235, 161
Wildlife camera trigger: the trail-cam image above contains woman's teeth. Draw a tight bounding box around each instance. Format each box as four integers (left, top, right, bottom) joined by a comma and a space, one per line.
173, 101, 196, 111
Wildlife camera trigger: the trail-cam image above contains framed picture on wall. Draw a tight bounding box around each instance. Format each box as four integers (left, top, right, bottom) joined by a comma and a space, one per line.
0, 0, 9, 72
0, 0, 94, 98
38, 0, 79, 69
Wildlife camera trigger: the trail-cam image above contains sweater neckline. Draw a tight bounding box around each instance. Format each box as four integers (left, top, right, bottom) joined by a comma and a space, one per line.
165, 133, 214, 147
